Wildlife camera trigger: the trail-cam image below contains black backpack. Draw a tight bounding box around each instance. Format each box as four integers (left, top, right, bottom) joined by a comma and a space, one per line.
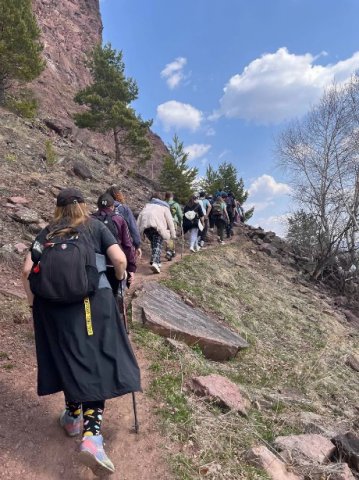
92, 211, 118, 239
29, 227, 99, 304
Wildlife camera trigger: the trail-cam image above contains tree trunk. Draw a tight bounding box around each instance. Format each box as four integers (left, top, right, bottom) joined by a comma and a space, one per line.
113, 128, 121, 164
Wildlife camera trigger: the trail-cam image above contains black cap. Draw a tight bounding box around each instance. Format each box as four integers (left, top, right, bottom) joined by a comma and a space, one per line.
56, 188, 85, 207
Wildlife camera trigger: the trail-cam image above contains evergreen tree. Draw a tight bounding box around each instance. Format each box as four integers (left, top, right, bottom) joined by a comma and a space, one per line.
74, 43, 152, 165
159, 134, 198, 204
287, 209, 321, 257
200, 161, 254, 219
0, 0, 45, 105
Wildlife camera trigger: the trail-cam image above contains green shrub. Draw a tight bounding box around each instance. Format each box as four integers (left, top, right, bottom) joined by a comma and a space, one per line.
5, 91, 38, 119
45, 140, 57, 166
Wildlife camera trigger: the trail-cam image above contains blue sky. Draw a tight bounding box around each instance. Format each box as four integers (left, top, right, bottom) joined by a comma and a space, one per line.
100, 0, 359, 235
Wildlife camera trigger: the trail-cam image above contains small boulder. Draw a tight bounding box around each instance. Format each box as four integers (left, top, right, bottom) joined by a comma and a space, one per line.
73, 161, 93, 180
8, 196, 29, 205
332, 432, 359, 473
190, 374, 249, 416
259, 243, 278, 256
10, 208, 39, 225
274, 434, 336, 465
246, 445, 303, 480
345, 355, 359, 372
14, 243, 28, 254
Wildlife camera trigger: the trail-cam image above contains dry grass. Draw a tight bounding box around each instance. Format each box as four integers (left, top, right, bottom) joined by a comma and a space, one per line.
134, 240, 359, 479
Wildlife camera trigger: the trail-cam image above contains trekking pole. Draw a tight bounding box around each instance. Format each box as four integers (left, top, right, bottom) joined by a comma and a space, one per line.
181, 226, 185, 259
117, 279, 140, 433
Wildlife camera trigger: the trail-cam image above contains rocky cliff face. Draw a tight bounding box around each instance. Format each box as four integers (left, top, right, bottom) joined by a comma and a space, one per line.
31, 0, 102, 124
30, 0, 167, 174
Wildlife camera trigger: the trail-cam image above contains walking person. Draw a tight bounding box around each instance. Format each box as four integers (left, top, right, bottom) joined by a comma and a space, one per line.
223, 192, 236, 238
107, 185, 142, 259
164, 191, 183, 260
198, 191, 212, 247
183, 194, 205, 253
137, 192, 176, 273
92, 192, 137, 294
212, 193, 230, 244
22, 188, 141, 477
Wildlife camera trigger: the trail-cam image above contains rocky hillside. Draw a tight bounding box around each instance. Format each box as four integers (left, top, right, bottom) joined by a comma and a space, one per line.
0, 0, 169, 256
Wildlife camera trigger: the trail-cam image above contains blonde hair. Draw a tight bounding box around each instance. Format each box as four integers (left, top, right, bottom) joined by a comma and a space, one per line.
49, 203, 89, 237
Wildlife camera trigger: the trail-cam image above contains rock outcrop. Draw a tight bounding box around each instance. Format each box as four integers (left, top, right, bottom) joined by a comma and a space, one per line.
31, 0, 102, 125
29, 0, 168, 177
132, 282, 249, 361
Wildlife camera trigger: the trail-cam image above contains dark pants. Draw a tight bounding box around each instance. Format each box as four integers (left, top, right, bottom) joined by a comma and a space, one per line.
215, 219, 226, 241
106, 266, 120, 295
199, 218, 209, 243
226, 212, 234, 237
144, 227, 163, 265
209, 214, 215, 229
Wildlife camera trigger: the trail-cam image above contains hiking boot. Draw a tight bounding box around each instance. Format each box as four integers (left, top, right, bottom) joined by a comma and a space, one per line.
195, 245, 201, 252
189, 247, 196, 253
199, 240, 204, 247
165, 251, 173, 261
151, 263, 161, 274
79, 435, 115, 477
59, 409, 82, 437
219, 240, 225, 245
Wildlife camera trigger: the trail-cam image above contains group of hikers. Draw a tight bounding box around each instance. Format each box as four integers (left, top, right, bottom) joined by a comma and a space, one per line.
21, 185, 245, 476
137, 189, 245, 274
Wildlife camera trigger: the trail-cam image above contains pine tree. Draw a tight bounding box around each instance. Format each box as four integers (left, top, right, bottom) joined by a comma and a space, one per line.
287, 209, 320, 256
200, 161, 253, 219
0, 0, 45, 105
74, 43, 152, 165
159, 134, 198, 204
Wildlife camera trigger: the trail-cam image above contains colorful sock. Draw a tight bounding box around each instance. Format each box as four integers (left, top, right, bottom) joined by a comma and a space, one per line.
83, 401, 105, 437
65, 400, 82, 419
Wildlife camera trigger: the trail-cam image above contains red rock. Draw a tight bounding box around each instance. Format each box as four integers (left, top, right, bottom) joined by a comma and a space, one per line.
191, 374, 249, 416
132, 283, 248, 361
330, 463, 356, 480
8, 196, 29, 205
14, 243, 28, 254
274, 434, 336, 464
246, 445, 303, 480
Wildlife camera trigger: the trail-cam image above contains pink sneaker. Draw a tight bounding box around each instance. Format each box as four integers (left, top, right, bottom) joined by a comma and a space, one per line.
59, 409, 82, 437
79, 435, 115, 476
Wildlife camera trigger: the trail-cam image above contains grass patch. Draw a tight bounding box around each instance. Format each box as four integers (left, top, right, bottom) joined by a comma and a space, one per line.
134, 241, 359, 478
2, 363, 14, 371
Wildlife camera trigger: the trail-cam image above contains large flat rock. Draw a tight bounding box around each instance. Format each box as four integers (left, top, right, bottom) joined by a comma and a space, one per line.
132, 282, 248, 361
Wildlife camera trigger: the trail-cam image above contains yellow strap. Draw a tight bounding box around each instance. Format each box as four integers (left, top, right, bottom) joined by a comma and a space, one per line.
84, 297, 93, 336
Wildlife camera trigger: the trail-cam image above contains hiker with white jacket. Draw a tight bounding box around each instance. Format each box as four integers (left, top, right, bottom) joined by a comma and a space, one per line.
137, 192, 176, 274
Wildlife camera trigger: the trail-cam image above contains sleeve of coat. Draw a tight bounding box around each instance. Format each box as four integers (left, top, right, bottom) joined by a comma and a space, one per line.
165, 207, 177, 239
116, 217, 137, 273
125, 206, 141, 249
176, 203, 183, 223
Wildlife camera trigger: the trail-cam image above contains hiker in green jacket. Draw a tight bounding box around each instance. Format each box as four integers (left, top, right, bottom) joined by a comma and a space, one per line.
165, 191, 183, 260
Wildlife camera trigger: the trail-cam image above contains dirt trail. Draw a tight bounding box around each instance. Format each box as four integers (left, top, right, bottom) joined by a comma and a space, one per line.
0, 251, 187, 480
0, 231, 235, 479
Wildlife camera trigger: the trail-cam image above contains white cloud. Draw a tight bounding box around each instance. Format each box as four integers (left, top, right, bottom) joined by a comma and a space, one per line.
185, 144, 211, 161
157, 100, 203, 131
248, 174, 291, 197
214, 47, 359, 124
205, 127, 216, 137
161, 57, 187, 89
